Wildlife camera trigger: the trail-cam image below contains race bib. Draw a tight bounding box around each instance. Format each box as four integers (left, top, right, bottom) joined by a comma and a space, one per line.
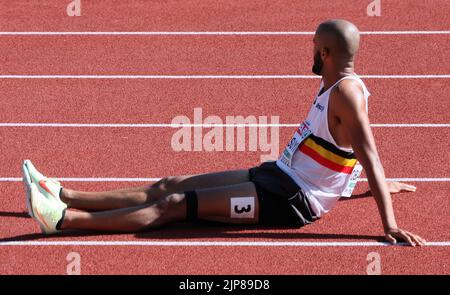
279, 121, 312, 167
230, 197, 255, 219
341, 162, 363, 197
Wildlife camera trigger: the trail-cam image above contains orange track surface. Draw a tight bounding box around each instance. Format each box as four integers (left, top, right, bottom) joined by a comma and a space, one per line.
0, 0, 449, 274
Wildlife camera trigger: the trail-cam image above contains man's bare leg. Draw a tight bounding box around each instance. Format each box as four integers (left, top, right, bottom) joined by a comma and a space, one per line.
60, 182, 259, 232
61, 195, 186, 232
60, 169, 250, 212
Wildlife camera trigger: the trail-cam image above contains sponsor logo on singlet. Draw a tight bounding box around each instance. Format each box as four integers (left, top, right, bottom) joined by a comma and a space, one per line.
315, 103, 325, 112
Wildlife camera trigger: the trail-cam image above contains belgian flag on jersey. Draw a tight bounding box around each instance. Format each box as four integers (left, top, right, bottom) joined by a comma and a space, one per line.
298, 134, 357, 174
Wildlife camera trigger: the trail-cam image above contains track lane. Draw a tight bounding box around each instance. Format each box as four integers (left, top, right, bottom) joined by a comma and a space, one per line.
0, 128, 448, 177
0, 35, 448, 75
1, 245, 449, 274
2, 0, 449, 276
2, 0, 449, 31
1, 181, 449, 242
0, 181, 449, 275
1, 79, 449, 124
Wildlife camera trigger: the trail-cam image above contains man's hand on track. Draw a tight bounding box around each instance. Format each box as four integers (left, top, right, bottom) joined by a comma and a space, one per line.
384, 182, 424, 246
385, 228, 426, 247
387, 181, 416, 194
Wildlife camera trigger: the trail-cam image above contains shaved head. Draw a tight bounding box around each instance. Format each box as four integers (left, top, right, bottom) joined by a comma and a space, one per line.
316, 19, 360, 59
312, 19, 360, 75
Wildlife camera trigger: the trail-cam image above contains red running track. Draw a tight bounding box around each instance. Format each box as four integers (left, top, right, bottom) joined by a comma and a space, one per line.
0, 35, 448, 75
1, 0, 450, 31
1, 182, 449, 274
1, 79, 449, 124
0, 127, 449, 177
0, 1, 449, 274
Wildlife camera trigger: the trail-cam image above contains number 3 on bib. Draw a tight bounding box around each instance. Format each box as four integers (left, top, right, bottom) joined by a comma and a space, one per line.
230, 197, 255, 219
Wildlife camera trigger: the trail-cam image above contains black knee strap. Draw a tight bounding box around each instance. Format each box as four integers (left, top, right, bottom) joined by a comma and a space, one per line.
185, 191, 198, 222
55, 208, 66, 230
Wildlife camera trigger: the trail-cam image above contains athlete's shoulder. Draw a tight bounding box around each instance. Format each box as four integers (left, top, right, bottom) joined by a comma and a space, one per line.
330, 78, 367, 115
334, 78, 364, 97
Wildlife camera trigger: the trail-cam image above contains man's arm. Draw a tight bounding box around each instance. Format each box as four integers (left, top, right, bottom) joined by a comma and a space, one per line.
333, 80, 426, 246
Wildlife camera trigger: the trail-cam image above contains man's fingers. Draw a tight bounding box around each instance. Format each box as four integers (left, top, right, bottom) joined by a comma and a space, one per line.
400, 232, 416, 247
385, 234, 397, 244
414, 236, 425, 246
388, 182, 417, 194
387, 229, 426, 247
400, 183, 417, 192
410, 233, 426, 246
417, 235, 427, 245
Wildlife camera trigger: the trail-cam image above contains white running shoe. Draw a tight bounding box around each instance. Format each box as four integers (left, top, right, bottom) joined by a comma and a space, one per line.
23, 160, 67, 209
30, 183, 66, 234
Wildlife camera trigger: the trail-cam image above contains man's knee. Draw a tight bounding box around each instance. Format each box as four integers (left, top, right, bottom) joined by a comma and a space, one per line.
151, 176, 182, 193
139, 193, 185, 229
155, 193, 186, 219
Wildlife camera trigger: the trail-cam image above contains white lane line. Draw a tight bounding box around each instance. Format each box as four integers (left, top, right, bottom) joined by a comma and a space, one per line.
0, 241, 448, 247
0, 123, 299, 128
1, 178, 449, 182
0, 178, 161, 182
0, 123, 448, 128
0, 31, 449, 36
0, 75, 449, 79
359, 178, 450, 182
0, 75, 315, 79
370, 124, 450, 127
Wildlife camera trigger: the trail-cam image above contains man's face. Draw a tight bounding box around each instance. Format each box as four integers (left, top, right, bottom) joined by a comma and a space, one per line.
311, 35, 324, 75
312, 50, 323, 75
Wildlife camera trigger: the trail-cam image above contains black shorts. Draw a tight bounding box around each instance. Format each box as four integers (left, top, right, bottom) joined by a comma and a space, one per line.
249, 161, 318, 228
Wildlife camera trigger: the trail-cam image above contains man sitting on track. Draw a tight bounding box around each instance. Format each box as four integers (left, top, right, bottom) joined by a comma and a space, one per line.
22, 19, 425, 247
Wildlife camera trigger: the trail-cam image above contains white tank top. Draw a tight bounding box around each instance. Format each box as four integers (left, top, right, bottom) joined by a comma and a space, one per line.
276, 75, 370, 217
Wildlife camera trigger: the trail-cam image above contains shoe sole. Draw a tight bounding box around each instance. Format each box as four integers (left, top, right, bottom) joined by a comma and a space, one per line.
22, 160, 34, 218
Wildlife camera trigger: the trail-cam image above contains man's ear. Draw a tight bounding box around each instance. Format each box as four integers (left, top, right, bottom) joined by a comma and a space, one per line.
321, 47, 330, 59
